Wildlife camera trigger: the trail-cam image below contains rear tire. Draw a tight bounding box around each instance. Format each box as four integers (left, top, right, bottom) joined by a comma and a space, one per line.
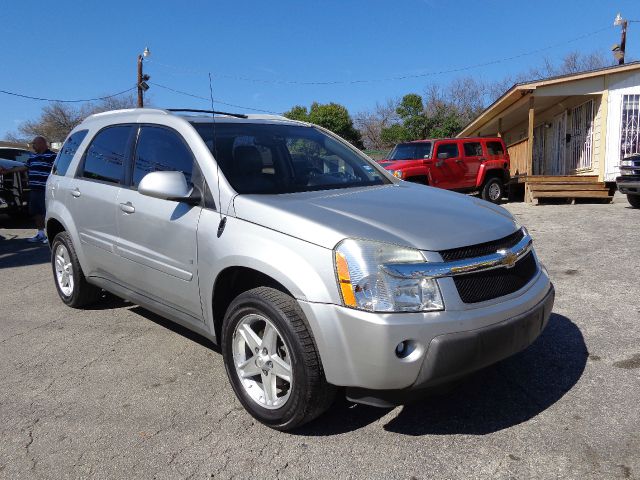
51, 232, 102, 308
221, 287, 336, 430
481, 177, 504, 203
627, 194, 640, 208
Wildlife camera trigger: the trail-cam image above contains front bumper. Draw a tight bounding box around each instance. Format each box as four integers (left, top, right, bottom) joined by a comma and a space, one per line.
298, 267, 553, 402
347, 285, 554, 406
616, 175, 640, 195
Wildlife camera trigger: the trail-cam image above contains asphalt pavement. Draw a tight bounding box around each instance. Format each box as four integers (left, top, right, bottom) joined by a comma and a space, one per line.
0, 195, 638, 479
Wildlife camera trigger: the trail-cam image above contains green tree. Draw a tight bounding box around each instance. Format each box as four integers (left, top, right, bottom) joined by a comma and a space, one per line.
379, 124, 411, 145
283, 105, 309, 122
285, 102, 363, 148
396, 94, 426, 140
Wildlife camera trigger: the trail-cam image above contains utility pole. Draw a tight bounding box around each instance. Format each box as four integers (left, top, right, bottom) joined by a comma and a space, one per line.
137, 47, 151, 108
613, 13, 628, 65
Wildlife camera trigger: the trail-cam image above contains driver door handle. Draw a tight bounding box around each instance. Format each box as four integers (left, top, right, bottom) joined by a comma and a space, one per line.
455, 159, 464, 164
70, 188, 81, 198
120, 202, 135, 214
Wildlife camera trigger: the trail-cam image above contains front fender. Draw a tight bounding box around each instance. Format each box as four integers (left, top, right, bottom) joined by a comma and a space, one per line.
196, 210, 340, 328
476, 164, 508, 186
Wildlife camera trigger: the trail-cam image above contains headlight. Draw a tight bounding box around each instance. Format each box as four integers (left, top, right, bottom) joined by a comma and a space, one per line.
334, 239, 444, 312
620, 159, 633, 166
392, 170, 404, 179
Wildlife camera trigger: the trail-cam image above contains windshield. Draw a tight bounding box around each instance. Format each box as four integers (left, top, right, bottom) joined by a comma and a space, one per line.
388, 142, 432, 160
192, 122, 389, 194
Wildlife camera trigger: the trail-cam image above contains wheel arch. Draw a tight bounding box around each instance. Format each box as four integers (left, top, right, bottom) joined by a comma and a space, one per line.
211, 266, 295, 342
45, 207, 88, 272
478, 166, 508, 186
46, 217, 66, 245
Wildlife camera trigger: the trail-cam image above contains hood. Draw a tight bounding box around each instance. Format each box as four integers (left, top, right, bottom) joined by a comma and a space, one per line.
379, 159, 422, 170
233, 183, 518, 251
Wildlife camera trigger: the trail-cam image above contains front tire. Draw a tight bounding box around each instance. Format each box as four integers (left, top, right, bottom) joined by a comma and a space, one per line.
481, 177, 504, 203
627, 194, 640, 208
51, 232, 102, 308
221, 287, 335, 430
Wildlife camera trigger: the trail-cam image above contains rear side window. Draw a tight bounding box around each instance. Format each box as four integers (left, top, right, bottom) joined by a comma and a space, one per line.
463, 142, 483, 157
133, 126, 194, 187
81, 126, 133, 184
486, 141, 504, 156
436, 143, 459, 158
52, 130, 88, 176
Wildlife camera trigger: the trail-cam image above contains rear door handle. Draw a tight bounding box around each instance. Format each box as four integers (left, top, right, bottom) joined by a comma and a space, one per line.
70, 188, 81, 198
120, 202, 135, 214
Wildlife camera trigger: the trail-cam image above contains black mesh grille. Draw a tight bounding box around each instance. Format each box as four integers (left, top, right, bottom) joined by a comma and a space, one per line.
453, 251, 538, 303
440, 229, 524, 262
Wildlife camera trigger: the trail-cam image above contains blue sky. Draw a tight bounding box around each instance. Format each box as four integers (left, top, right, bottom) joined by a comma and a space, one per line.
1, 0, 639, 139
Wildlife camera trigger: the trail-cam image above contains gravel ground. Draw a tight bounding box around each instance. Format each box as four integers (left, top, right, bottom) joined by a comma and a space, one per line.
0, 194, 638, 480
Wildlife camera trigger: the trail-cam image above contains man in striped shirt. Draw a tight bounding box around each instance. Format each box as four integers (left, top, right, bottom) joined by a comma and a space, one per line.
25, 136, 56, 243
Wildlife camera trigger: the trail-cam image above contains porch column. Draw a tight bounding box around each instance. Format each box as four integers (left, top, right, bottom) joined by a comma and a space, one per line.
497, 118, 503, 137
526, 96, 535, 175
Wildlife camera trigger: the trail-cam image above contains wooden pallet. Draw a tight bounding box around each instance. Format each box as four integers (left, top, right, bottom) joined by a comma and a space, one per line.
515, 175, 599, 184
523, 176, 613, 205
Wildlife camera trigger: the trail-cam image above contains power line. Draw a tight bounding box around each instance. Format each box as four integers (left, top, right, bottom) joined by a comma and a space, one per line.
147, 25, 614, 85
0, 86, 137, 103
149, 81, 283, 114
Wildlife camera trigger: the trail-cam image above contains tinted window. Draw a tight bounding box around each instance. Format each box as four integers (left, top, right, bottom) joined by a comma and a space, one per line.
486, 141, 504, 156
463, 142, 483, 157
388, 142, 432, 160
0, 148, 31, 163
436, 143, 459, 158
192, 122, 388, 194
82, 126, 132, 183
133, 126, 194, 187
53, 130, 88, 176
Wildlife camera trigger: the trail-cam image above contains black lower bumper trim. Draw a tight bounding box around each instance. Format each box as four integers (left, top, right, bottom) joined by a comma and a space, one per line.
346, 284, 555, 408
616, 175, 640, 194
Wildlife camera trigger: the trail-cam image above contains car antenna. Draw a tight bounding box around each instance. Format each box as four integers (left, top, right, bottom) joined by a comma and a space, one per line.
208, 72, 227, 237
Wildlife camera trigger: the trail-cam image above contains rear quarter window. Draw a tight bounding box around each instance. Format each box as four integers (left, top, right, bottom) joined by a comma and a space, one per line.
80, 125, 133, 184
486, 141, 505, 156
52, 130, 88, 176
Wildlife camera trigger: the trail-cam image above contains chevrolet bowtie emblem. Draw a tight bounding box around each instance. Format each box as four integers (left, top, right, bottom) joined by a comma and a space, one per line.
497, 249, 518, 269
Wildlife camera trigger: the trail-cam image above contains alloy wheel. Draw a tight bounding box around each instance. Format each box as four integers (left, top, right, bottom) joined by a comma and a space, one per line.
54, 244, 74, 297
488, 182, 502, 201
232, 314, 293, 409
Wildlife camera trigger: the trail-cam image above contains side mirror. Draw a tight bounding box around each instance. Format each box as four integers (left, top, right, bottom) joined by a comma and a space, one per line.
138, 171, 201, 205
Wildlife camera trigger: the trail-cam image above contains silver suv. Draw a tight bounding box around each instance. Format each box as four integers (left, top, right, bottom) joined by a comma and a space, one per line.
46, 108, 554, 430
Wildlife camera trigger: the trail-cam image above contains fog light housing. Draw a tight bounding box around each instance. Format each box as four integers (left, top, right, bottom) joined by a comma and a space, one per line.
395, 340, 417, 359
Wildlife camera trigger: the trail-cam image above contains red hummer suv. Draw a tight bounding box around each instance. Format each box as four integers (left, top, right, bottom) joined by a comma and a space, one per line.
379, 137, 510, 203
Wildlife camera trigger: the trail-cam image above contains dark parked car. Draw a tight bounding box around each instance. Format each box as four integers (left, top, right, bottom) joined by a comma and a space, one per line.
0, 147, 32, 217
616, 154, 640, 208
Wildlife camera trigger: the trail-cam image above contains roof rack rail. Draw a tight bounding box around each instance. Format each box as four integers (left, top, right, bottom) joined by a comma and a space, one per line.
166, 108, 248, 119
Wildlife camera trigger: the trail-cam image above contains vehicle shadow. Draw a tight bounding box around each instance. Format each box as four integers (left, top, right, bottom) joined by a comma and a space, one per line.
129, 305, 220, 353
0, 215, 51, 268
0, 240, 50, 268
295, 313, 587, 436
